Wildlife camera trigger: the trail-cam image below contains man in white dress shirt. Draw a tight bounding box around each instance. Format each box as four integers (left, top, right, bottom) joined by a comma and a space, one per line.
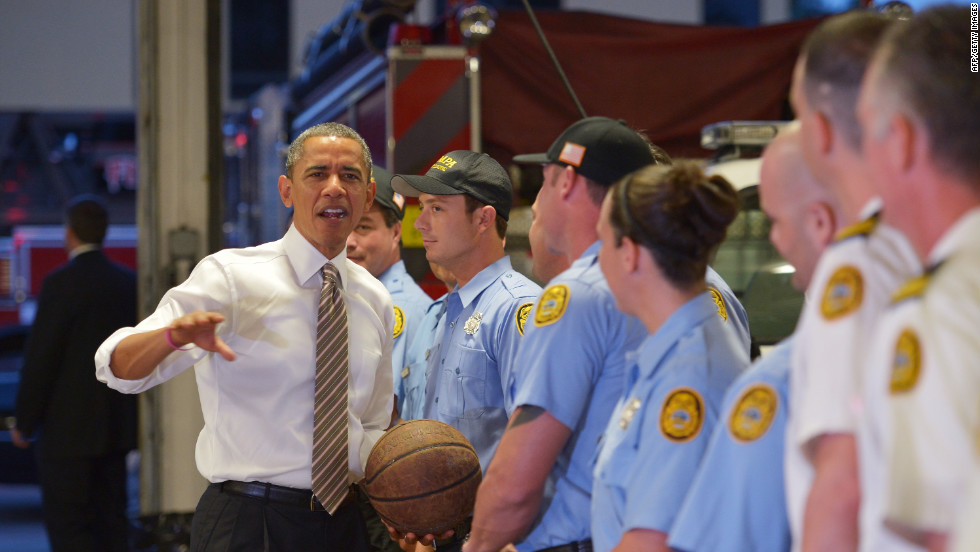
95, 122, 394, 551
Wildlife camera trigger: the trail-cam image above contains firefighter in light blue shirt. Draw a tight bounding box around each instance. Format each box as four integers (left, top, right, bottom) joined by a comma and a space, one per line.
391, 151, 540, 474
669, 124, 840, 552
668, 339, 792, 552
347, 165, 430, 418
591, 162, 748, 552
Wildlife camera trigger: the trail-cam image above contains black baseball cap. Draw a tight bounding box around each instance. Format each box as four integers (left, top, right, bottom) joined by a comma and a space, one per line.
513, 116, 655, 186
371, 165, 405, 220
391, 151, 513, 220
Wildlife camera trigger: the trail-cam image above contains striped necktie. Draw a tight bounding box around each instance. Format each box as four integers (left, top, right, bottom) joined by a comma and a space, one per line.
312, 261, 350, 514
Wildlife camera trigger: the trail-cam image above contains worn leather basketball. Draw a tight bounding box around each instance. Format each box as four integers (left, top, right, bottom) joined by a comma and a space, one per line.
362, 419, 482, 535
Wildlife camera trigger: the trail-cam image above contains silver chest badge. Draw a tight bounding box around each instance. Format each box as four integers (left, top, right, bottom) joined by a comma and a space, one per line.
464, 312, 483, 335
619, 398, 642, 429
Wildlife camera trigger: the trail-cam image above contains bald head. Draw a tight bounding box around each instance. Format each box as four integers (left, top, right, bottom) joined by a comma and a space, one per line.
760, 123, 839, 290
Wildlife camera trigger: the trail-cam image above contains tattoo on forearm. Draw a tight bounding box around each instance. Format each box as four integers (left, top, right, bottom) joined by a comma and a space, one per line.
508, 405, 544, 429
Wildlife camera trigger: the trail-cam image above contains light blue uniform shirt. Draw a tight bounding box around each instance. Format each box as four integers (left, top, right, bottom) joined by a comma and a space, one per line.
400, 294, 447, 421
509, 242, 648, 552
669, 337, 793, 552
379, 260, 431, 411
422, 256, 540, 472
591, 292, 749, 552
706, 266, 752, 356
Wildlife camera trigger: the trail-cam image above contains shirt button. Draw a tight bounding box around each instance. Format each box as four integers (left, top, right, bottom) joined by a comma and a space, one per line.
425, 350, 430, 360
455, 368, 460, 375
435, 397, 439, 403
450, 321, 455, 328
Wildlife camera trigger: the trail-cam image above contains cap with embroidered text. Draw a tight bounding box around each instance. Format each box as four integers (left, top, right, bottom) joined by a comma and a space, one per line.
391, 150, 513, 220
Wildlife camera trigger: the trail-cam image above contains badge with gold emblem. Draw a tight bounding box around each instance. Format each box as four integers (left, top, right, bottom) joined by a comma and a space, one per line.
821, 265, 863, 319
708, 287, 728, 322
890, 328, 921, 393
464, 312, 483, 335
516, 302, 533, 336
534, 284, 570, 327
618, 398, 642, 429
393, 306, 405, 338
660, 388, 704, 442
729, 384, 778, 441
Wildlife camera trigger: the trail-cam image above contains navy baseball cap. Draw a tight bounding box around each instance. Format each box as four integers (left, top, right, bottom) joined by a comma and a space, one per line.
391, 150, 513, 220
513, 116, 655, 186
371, 165, 406, 220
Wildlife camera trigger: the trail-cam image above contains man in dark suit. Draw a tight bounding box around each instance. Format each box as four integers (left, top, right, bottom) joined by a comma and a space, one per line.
11, 195, 138, 552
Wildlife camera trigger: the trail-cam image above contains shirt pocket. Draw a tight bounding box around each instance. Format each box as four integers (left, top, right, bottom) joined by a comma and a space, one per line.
438, 345, 489, 420
595, 405, 641, 492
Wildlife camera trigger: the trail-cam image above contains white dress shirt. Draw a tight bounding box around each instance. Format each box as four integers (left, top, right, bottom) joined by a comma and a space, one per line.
95, 225, 394, 489
885, 208, 980, 535
785, 199, 920, 551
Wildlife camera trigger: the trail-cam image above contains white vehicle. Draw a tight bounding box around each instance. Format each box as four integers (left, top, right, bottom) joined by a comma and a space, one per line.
703, 121, 803, 347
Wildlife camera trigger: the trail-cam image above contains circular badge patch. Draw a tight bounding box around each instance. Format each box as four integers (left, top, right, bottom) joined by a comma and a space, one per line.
890, 328, 921, 394
821, 265, 864, 320
660, 388, 704, 442
516, 302, 533, 336
708, 287, 728, 322
729, 384, 778, 442
534, 284, 570, 327
392, 306, 405, 338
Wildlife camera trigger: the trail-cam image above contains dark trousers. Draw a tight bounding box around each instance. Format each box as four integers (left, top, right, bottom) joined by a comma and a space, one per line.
38, 451, 130, 552
190, 483, 370, 552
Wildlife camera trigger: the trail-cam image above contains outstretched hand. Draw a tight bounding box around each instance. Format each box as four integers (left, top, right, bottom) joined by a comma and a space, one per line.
168, 311, 236, 361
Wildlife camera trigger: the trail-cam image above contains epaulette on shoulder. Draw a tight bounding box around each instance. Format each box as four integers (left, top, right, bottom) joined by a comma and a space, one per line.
891, 273, 929, 305
500, 271, 532, 295
834, 212, 880, 243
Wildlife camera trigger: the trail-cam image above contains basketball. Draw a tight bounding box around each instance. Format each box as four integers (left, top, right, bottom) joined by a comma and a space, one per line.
362, 419, 482, 535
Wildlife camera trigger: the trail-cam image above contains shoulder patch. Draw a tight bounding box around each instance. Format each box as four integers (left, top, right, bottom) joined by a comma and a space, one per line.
516, 302, 533, 336
708, 287, 728, 322
891, 274, 929, 305
392, 306, 405, 338
534, 284, 570, 327
890, 328, 921, 394
659, 388, 704, 442
820, 265, 863, 320
729, 384, 779, 442
834, 212, 879, 242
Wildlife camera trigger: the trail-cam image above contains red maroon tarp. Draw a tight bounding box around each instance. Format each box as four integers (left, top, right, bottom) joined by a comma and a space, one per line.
480, 10, 822, 162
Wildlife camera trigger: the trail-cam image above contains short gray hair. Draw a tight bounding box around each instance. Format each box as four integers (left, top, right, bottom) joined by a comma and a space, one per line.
284, 122, 372, 179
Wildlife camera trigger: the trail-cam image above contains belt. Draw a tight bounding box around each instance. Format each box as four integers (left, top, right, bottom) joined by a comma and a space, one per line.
537, 540, 593, 552
218, 480, 355, 512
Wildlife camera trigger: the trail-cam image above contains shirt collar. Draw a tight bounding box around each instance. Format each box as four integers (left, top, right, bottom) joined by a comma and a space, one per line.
570, 241, 601, 270
630, 292, 717, 378
928, 207, 980, 268
454, 255, 513, 309
69, 243, 100, 260
859, 197, 883, 221
283, 224, 350, 289
379, 259, 408, 288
